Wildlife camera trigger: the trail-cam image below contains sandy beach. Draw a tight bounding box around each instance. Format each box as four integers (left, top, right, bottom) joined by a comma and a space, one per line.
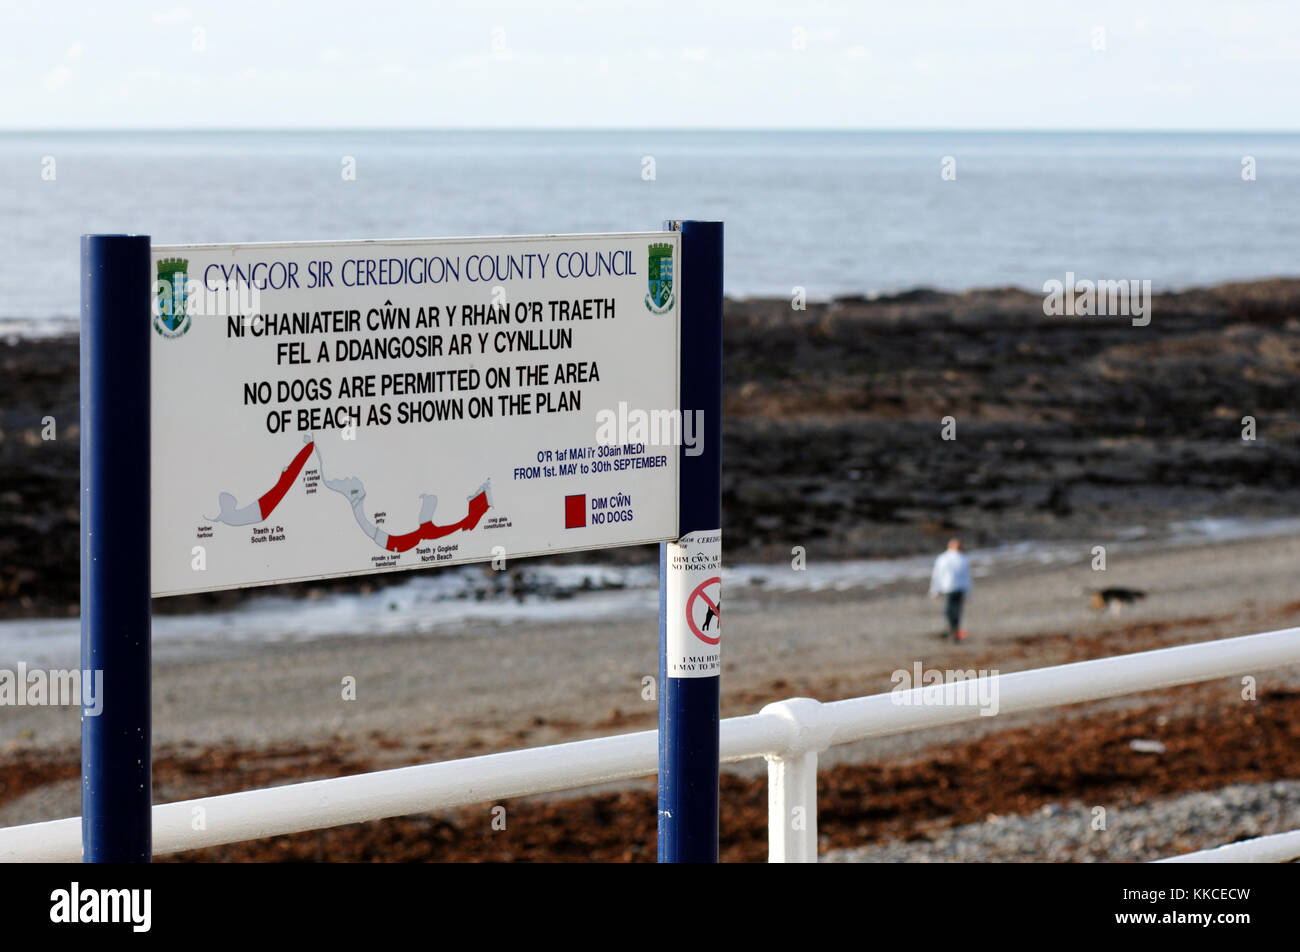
2, 528, 1298, 860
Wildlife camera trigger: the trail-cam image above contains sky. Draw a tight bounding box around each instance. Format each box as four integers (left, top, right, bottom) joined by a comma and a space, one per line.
1, 0, 1298, 130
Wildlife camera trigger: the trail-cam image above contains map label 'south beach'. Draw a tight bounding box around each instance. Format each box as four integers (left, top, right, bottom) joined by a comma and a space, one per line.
149, 233, 681, 597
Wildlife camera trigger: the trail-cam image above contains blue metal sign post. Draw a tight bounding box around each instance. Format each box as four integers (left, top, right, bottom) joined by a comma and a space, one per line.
81, 234, 153, 862
658, 220, 724, 862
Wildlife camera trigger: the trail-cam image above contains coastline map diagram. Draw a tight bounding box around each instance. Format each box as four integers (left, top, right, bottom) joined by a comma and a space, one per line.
209, 434, 492, 554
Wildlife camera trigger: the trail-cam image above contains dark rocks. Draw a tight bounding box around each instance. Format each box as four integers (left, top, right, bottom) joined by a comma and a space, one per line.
720, 280, 1300, 560
5, 278, 1300, 617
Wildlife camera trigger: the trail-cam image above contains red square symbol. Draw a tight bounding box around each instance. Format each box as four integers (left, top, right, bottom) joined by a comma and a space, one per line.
564, 494, 586, 528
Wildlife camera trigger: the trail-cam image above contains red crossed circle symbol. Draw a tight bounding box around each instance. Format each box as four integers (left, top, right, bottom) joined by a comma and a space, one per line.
686, 576, 721, 645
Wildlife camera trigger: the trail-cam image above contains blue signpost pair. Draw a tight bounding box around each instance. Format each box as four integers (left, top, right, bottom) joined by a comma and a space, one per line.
79, 221, 723, 863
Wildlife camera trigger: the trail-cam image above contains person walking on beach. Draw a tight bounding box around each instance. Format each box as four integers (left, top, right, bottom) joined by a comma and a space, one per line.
929, 537, 971, 641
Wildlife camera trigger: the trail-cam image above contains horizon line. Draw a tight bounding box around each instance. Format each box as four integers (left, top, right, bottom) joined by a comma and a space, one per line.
2, 126, 1299, 135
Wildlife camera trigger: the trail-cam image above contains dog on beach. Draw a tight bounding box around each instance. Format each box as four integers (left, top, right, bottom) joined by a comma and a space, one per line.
1087, 587, 1146, 616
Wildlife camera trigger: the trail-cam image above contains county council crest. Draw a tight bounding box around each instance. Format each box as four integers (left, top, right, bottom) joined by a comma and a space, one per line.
645, 242, 675, 314
154, 257, 191, 338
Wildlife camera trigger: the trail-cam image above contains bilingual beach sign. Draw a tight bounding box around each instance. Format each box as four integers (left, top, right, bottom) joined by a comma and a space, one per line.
81, 222, 722, 865
150, 234, 681, 596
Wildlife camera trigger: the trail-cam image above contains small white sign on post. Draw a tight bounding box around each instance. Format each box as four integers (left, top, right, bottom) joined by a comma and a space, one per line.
664, 529, 722, 677
149, 233, 681, 596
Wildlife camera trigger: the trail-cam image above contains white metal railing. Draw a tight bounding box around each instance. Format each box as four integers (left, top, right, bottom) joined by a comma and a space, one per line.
1156, 827, 1300, 863
1, 627, 1298, 863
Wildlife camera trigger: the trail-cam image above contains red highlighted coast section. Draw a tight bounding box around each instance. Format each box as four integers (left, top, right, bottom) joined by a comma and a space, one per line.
259, 441, 315, 520
212, 439, 317, 528
383, 490, 491, 553
213, 437, 493, 556
316, 442, 493, 554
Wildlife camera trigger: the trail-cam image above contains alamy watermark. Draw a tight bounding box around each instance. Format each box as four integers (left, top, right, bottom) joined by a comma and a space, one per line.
50, 883, 150, 932
0, 664, 103, 716
595, 401, 704, 457
1042, 272, 1151, 327
153, 267, 262, 339
890, 662, 999, 716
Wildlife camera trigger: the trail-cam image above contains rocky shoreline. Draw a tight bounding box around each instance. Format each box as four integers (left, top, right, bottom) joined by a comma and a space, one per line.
824, 780, 1300, 863
3, 278, 1300, 618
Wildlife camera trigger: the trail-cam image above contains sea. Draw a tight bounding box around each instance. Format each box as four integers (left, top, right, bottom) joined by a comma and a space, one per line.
2, 129, 1299, 334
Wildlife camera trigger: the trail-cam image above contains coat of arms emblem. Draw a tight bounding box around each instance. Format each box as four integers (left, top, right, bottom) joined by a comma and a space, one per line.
645, 242, 675, 314
154, 257, 191, 338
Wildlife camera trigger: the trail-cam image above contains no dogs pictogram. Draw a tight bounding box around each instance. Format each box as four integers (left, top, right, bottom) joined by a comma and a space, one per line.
686, 576, 721, 645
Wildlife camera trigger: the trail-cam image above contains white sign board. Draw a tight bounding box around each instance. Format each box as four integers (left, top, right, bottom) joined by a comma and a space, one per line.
149, 233, 681, 596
